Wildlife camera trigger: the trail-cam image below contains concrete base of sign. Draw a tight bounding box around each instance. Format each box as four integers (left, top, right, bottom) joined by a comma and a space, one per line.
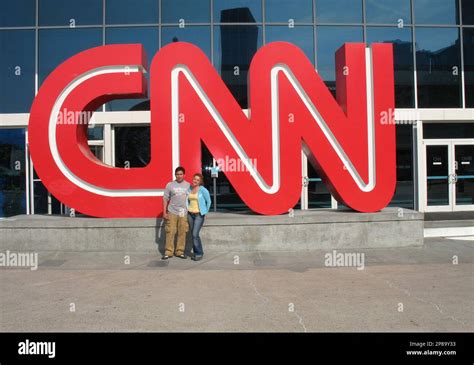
0, 208, 424, 252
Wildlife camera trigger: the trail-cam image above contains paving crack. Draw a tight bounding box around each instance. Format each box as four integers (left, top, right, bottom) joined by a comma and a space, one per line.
248, 268, 307, 332
248, 271, 270, 306
364, 270, 468, 328
293, 310, 307, 332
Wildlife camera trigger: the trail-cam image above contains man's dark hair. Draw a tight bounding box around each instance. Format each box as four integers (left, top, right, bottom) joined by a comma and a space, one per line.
175, 166, 185, 174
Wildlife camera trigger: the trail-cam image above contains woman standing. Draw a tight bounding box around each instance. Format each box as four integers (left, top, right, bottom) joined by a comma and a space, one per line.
187, 173, 212, 261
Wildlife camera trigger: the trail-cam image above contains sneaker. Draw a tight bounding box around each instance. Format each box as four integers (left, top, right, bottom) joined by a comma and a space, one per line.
161, 255, 170, 260
192, 255, 203, 261
175, 254, 186, 259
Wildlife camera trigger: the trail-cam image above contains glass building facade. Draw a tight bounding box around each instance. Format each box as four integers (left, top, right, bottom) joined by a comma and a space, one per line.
0, 0, 473, 216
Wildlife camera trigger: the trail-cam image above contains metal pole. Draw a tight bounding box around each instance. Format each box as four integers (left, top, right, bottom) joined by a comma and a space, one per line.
213, 177, 217, 212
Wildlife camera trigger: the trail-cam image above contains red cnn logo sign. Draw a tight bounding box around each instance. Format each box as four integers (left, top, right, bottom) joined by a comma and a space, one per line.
28, 42, 396, 217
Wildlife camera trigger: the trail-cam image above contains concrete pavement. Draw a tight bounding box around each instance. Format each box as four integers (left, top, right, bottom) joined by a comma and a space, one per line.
1, 237, 472, 332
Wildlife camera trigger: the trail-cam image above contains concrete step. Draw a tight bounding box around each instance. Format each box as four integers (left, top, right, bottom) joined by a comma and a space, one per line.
425, 211, 474, 221
0, 208, 424, 252
424, 220, 474, 238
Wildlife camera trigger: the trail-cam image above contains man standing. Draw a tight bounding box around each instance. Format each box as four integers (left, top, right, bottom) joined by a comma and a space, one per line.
162, 166, 190, 260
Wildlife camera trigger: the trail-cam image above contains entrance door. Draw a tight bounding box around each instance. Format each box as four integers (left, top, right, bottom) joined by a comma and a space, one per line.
424, 141, 474, 211
454, 143, 474, 209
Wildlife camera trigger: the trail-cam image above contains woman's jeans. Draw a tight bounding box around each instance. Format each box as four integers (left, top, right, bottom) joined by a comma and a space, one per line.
187, 212, 205, 257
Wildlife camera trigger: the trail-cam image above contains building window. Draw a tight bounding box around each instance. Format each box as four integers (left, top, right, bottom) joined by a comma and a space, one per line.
366, 26, 415, 108
161, 26, 211, 59
389, 125, 414, 209
105, 0, 159, 25
87, 126, 104, 141
423, 123, 474, 139
265, 0, 313, 23
39, 28, 102, 85
265, 26, 315, 64
0, 30, 35, 113
415, 27, 462, 108
316, 26, 363, 95
105, 26, 159, 111
0, 129, 26, 217
114, 126, 150, 168
213, 25, 263, 108
161, 0, 210, 24
413, 0, 460, 25
32, 174, 61, 215
0, 0, 36, 27
213, 0, 262, 23
365, 0, 411, 25
39, 0, 103, 26
307, 164, 332, 209
463, 28, 474, 107
88, 126, 105, 169
462, 0, 474, 25
315, 0, 362, 24
201, 145, 248, 211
